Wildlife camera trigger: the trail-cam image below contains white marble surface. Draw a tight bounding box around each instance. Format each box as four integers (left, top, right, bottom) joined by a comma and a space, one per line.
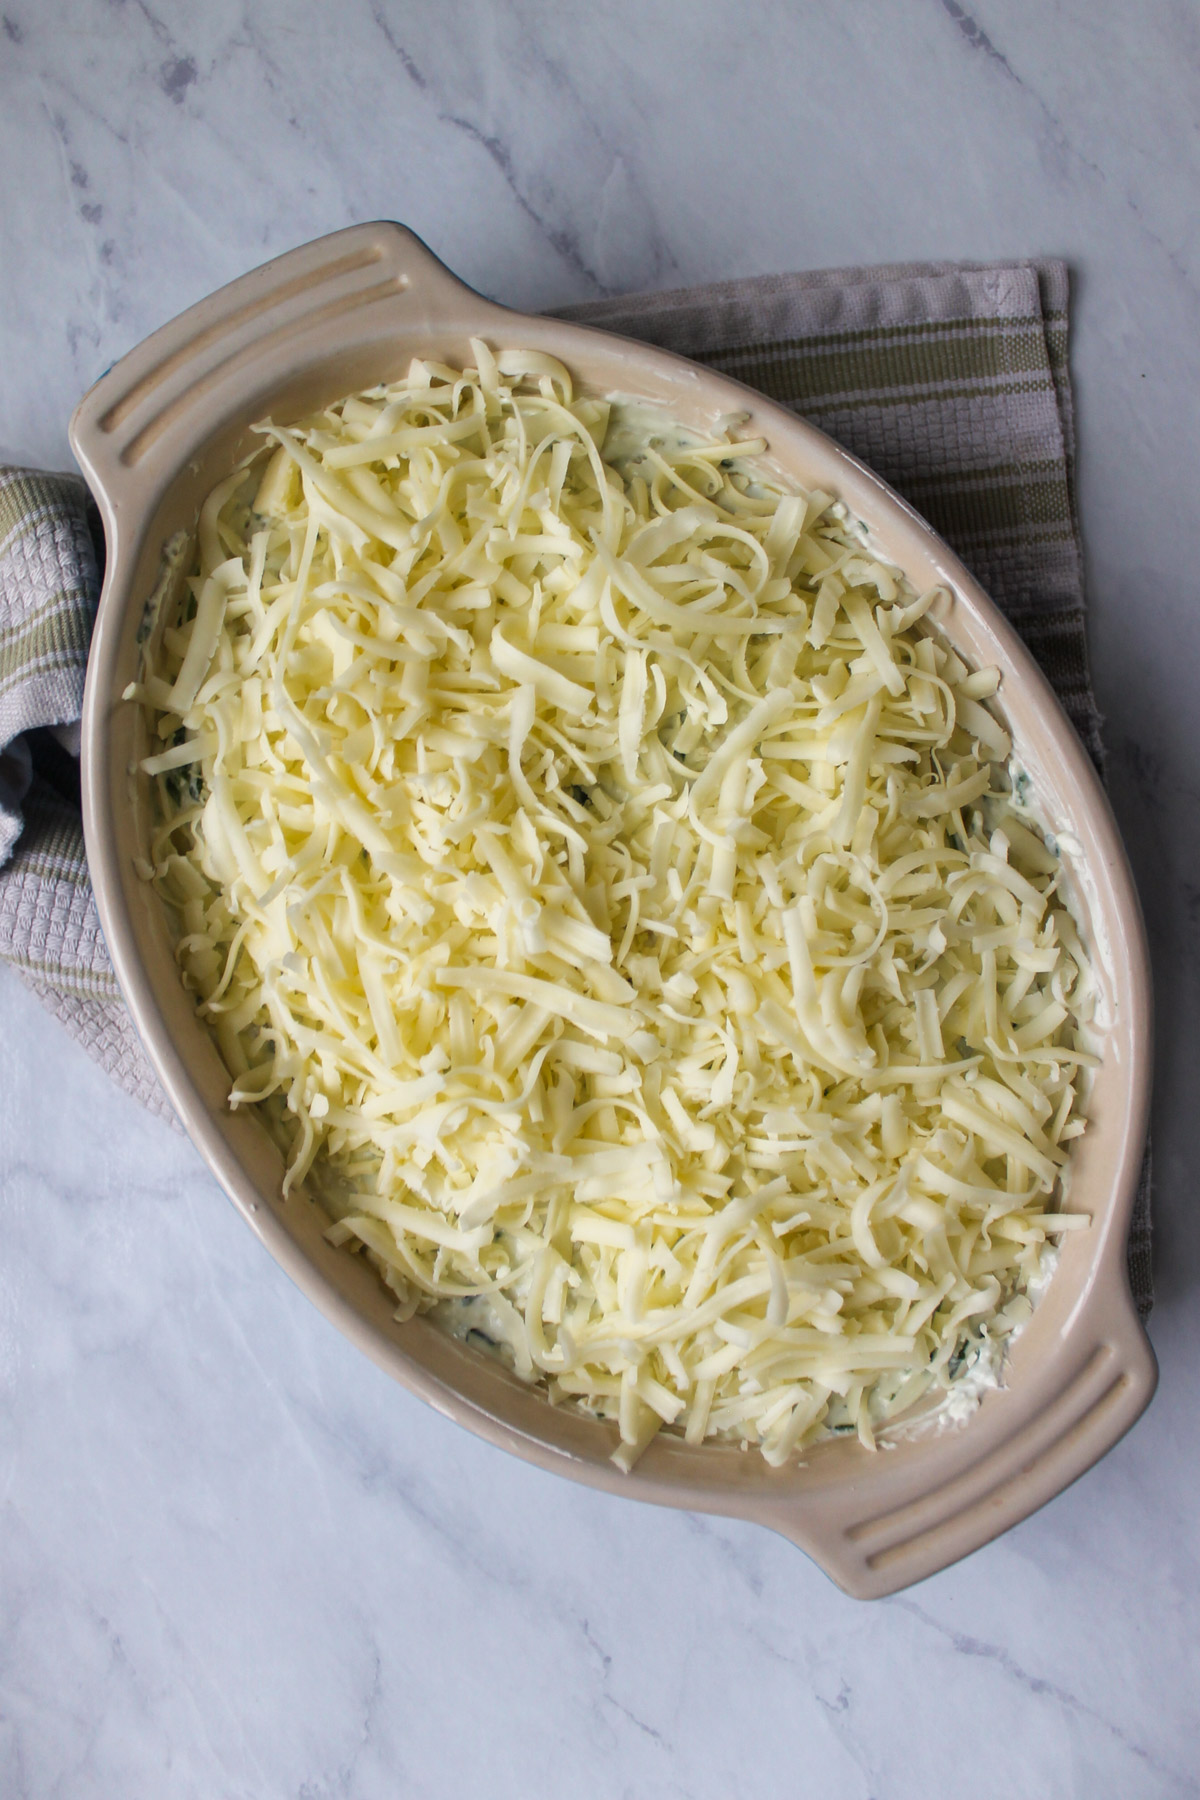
2, 2, 1199, 1793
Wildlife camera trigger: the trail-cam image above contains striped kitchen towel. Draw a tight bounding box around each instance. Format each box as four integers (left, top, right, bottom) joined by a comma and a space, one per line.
0, 468, 175, 1119
0, 256, 1153, 1305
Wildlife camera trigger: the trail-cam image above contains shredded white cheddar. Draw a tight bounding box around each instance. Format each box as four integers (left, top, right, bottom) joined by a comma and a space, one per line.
130, 346, 1095, 1467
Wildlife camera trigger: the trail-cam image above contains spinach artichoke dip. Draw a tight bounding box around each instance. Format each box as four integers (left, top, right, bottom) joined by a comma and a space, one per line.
129, 344, 1095, 1469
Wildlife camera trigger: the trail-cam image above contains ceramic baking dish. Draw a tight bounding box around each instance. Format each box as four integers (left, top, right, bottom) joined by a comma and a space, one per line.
70, 222, 1156, 1597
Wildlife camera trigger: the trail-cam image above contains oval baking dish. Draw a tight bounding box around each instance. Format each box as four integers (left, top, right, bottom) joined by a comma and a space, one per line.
70, 222, 1155, 1598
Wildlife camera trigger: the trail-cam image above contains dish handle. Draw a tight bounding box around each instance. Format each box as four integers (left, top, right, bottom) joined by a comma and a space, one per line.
756, 1269, 1157, 1599
68, 221, 482, 529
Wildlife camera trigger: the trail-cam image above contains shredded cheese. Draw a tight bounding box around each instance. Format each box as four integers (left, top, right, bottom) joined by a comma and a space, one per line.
131, 346, 1096, 1468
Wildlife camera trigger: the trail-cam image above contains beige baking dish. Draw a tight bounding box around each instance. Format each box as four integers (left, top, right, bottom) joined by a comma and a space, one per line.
70, 222, 1156, 1597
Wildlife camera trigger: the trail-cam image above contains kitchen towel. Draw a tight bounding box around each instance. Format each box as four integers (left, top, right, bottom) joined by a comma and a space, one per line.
0, 256, 1153, 1308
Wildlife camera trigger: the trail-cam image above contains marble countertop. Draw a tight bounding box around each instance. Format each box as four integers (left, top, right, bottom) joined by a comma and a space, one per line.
2, 2, 1198, 1794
